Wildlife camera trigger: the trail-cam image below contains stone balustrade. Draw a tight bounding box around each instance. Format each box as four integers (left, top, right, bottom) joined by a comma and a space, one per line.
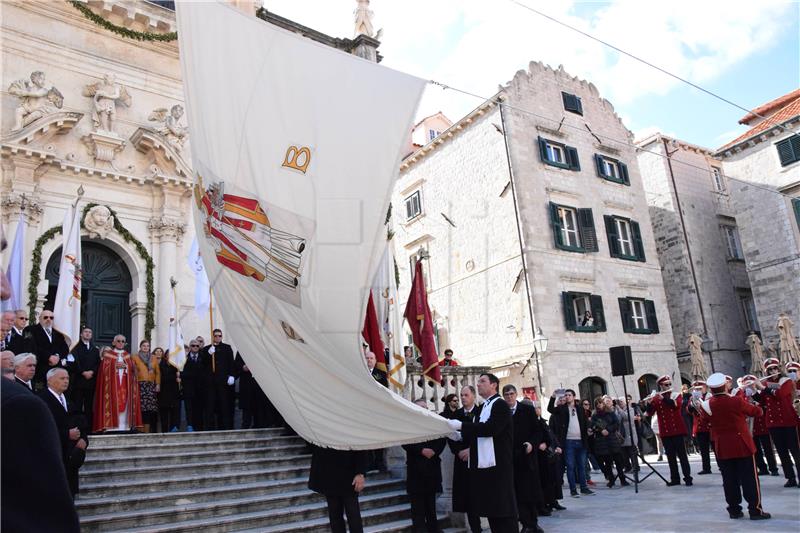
402, 362, 491, 413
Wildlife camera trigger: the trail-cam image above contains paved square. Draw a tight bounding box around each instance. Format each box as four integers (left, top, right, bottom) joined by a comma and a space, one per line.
538, 454, 800, 532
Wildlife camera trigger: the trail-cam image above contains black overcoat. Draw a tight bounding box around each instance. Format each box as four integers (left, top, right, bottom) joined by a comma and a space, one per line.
200, 342, 235, 385
7, 326, 33, 355
590, 410, 622, 456
180, 353, 205, 399
158, 358, 180, 408
510, 401, 544, 505
27, 324, 69, 385
402, 438, 447, 495
234, 353, 258, 411
70, 342, 101, 391
308, 445, 368, 496
448, 404, 482, 512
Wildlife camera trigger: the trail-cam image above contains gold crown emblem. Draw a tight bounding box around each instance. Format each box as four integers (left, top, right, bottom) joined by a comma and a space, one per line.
282, 145, 311, 174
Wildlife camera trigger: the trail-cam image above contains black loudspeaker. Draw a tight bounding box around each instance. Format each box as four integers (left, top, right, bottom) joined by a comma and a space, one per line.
609, 345, 634, 376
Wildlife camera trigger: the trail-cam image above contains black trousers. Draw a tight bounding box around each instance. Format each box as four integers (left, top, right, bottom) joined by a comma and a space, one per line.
409, 491, 438, 532
204, 383, 232, 430
517, 499, 538, 529
662, 435, 692, 482
466, 512, 482, 533
325, 493, 363, 533
622, 446, 639, 472
159, 402, 181, 432
487, 516, 517, 533
754, 433, 778, 473
695, 432, 712, 472
768, 426, 800, 481
598, 452, 626, 483
65, 447, 86, 497
184, 395, 204, 430
70, 386, 95, 425
718, 455, 763, 515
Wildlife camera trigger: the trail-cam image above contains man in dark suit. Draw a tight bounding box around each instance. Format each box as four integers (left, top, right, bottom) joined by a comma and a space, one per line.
449, 385, 482, 533
6, 309, 33, 354
27, 310, 69, 389
503, 385, 544, 533
37, 367, 88, 497
13, 352, 36, 391
365, 349, 388, 387
200, 328, 235, 430
548, 389, 594, 497
2, 379, 80, 532
181, 339, 205, 431
308, 445, 368, 533
69, 326, 100, 421
449, 373, 518, 533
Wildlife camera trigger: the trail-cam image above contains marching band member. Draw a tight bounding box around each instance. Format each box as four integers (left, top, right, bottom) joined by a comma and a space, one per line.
642, 375, 693, 486
753, 358, 800, 487
686, 380, 712, 474
742, 374, 780, 476
704, 373, 771, 521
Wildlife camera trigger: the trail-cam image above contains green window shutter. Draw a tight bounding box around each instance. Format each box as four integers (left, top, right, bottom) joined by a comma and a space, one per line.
550, 202, 565, 249
631, 220, 646, 262
619, 162, 630, 185
538, 136, 549, 163
618, 298, 633, 333
562, 292, 577, 331
644, 299, 659, 334
793, 198, 800, 230
566, 146, 581, 171
577, 208, 597, 252
604, 215, 621, 257
776, 135, 800, 167
590, 294, 606, 332
594, 154, 606, 178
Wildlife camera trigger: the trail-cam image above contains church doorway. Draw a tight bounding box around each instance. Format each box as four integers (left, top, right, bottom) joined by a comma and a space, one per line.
45, 241, 132, 347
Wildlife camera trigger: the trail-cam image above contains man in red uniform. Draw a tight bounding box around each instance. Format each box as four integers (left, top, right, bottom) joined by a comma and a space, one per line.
705, 373, 771, 520
741, 374, 780, 476
686, 380, 712, 474
754, 358, 800, 487
643, 375, 692, 486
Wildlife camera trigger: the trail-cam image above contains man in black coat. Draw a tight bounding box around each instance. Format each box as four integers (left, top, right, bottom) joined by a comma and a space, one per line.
448, 385, 482, 533
6, 309, 33, 354
181, 339, 205, 431
69, 326, 100, 421
235, 352, 269, 429
200, 328, 235, 430
503, 385, 544, 533
27, 310, 69, 389
1, 379, 80, 532
308, 445, 368, 533
13, 352, 36, 391
547, 389, 594, 497
449, 373, 517, 533
37, 367, 88, 497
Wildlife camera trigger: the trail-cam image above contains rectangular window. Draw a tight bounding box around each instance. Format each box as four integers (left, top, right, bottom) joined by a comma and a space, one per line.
428, 129, 441, 141
594, 154, 630, 185
711, 167, 726, 192
604, 215, 645, 261
559, 207, 580, 248
549, 203, 598, 253
562, 92, 583, 115
722, 225, 743, 260
740, 295, 759, 333
562, 292, 606, 332
404, 191, 422, 220
618, 297, 659, 334
538, 137, 580, 171
630, 300, 647, 330
776, 135, 800, 167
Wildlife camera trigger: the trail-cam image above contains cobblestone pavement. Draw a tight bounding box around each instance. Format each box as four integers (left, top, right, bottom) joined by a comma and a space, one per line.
538, 454, 800, 533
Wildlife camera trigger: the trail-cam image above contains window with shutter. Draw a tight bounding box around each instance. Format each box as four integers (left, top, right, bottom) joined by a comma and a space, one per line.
776, 135, 800, 167
561, 92, 583, 115
551, 202, 586, 252
566, 147, 581, 171
563, 292, 602, 332
594, 154, 631, 186
404, 191, 422, 220
793, 198, 800, 230
606, 215, 645, 261
631, 221, 645, 262
619, 297, 658, 334
539, 137, 580, 171
605, 215, 621, 257
590, 295, 606, 332
618, 298, 633, 333
577, 208, 598, 252
562, 292, 577, 331
722, 225, 744, 260
550, 202, 564, 249
644, 300, 659, 334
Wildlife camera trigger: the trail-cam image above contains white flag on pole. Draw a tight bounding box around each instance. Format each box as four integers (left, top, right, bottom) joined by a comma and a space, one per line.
53, 201, 82, 347
167, 281, 187, 371
177, 1, 448, 449
373, 242, 407, 393
187, 238, 210, 317
4, 213, 26, 311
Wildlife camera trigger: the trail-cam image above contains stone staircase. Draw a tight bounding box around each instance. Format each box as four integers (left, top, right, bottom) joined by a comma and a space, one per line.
77, 428, 450, 532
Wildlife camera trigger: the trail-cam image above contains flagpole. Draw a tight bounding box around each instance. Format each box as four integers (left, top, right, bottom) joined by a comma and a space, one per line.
208, 286, 214, 339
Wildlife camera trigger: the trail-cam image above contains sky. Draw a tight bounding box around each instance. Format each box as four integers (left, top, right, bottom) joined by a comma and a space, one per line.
264, 0, 799, 150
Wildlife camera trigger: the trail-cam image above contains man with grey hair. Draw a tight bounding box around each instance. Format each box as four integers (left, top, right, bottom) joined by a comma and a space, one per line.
13, 352, 36, 391
1, 350, 15, 380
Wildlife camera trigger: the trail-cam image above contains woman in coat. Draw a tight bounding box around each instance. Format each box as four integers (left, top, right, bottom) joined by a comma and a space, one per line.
589, 396, 628, 487
158, 348, 181, 432
132, 340, 160, 433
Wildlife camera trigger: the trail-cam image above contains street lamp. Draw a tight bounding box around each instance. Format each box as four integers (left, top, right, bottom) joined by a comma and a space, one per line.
701, 332, 715, 372
531, 327, 547, 397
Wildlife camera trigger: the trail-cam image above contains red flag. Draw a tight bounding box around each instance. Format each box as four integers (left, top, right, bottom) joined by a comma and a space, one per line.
362, 290, 387, 372
404, 261, 440, 382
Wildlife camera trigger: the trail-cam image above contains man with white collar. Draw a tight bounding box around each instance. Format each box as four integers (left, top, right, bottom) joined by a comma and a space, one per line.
69, 327, 100, 423
448, 373, 517, 532
642, 374, 692, 486
449, 385, 482, 533
12, 352, 36, 391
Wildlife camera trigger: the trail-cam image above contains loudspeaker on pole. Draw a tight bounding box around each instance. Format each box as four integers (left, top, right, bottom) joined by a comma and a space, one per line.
609, 345, 634, 377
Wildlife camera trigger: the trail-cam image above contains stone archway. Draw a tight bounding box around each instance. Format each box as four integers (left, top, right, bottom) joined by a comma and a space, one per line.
578, 376, 607, 403
45, 241, 132, 347
637, 373, 658, 399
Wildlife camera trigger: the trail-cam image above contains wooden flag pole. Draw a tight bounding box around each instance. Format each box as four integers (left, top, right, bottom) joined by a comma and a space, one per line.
208, 286, 214, 339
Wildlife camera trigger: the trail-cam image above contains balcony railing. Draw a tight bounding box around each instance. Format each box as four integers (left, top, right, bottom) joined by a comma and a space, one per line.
402, 363, 491, 413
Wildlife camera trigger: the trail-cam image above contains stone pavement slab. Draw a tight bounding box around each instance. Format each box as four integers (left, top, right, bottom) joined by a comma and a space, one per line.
538, 455, 800, 532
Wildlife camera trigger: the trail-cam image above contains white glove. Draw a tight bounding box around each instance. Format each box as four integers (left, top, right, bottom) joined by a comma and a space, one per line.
66, 354, 75, 363
447, 419, 462, 431
227, 376, 235, 386
449, 431, 462, 442
209, 346, 216, 354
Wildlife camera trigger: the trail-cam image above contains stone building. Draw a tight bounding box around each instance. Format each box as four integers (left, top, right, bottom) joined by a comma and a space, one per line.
713, 89, 800, 348
637, 134, 753, 380
393, 62, 680, 400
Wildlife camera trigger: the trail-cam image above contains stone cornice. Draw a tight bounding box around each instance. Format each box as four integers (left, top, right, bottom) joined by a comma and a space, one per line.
714, 117, 800, 159
130, 127, 191, 179
0, 112, 84, 146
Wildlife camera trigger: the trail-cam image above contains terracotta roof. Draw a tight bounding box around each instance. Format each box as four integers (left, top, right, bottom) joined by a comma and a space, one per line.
739, 89, 800, 125
718, 91, 800, 151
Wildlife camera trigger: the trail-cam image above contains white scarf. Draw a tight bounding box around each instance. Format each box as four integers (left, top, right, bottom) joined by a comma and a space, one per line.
475, 395, 500, 469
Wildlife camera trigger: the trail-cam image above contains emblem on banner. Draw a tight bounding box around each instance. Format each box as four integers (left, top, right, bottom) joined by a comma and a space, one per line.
282, 145, 312, 174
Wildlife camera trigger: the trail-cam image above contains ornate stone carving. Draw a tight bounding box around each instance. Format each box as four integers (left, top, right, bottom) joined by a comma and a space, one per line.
149, 216, 186, 242
147, 104, 189, 153
83, 73, 131, 135
8, 71, 64, 132
1, 111, 83, 146
354, 0, 375, 37
82, 130, 126, 169
1, 193, 44, 225
83, 205, 114, 239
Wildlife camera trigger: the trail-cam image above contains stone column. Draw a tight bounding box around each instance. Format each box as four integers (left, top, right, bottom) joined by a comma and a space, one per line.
149, 216, 185, 346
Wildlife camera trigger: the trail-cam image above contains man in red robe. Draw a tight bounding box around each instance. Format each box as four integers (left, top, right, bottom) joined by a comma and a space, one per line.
92, 335, 142, 432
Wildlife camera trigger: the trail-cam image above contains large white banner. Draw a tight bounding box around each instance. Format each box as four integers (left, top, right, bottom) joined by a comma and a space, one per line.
177, 1, 450, 448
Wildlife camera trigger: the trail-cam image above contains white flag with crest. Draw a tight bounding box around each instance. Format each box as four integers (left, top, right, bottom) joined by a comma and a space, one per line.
373, 242, 407, 392
167, 281, 187, 371
53, 201, 82, 347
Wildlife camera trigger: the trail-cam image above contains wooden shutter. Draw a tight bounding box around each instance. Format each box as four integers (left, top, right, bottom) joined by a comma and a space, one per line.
618, 298, 633, 333
562, 292, 577, 331
594, 154, 606, 178
619, 162, 630, 185
538, 136, 549, 163
550, 202, 565, 249
590, 294, 606, 332
776, 135, 800, 167
577, 208, 597, 252
562, 92, 583, 115
605, 215, 621, 257
644, 299, 659, 334
566, 146, 581, 171
631, 220, 645, 261
793, 198, 800, 229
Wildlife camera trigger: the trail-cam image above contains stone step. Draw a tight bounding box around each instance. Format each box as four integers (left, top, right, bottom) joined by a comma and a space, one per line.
363, 514, 452, 533
87, 434, 304, 457
88, 428, 288, 447
79, 454, 310, 483
80, 489, 409, 532
82, 443, 308, 471
227, 503, 418, 533
79, 465, 311, 499
76, 475, 402, 515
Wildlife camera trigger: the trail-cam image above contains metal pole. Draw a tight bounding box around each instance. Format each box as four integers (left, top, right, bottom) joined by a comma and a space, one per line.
622, 376, 639, 493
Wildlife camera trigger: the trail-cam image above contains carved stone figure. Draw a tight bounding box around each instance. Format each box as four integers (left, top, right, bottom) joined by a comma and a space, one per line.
353, 0, 375, 37
777, 312, 800, 364
84, 205, 114, 239
8, 71, 64, 132
687, 331, 707, 379
83, 73, 132, 134
745, 332, 764, 375
148, 104, 189, 152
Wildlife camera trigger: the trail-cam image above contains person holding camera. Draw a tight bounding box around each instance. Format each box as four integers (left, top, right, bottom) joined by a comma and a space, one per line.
590, 396, 628, 488
547, 389, 594, 498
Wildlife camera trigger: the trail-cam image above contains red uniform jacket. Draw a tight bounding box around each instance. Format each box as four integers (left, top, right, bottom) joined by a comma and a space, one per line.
687, 394, 711, 436
648, 392, 687, 438
752, 408, 769, 437
757, 379, 797, 429
708, 393, 762, 460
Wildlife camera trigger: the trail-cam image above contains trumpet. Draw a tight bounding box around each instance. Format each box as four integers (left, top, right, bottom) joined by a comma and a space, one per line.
640, 388, 673, 404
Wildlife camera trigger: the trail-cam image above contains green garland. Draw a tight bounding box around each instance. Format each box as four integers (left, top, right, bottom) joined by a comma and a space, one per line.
27, 205, 156, 341
69, 1, 178, 42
